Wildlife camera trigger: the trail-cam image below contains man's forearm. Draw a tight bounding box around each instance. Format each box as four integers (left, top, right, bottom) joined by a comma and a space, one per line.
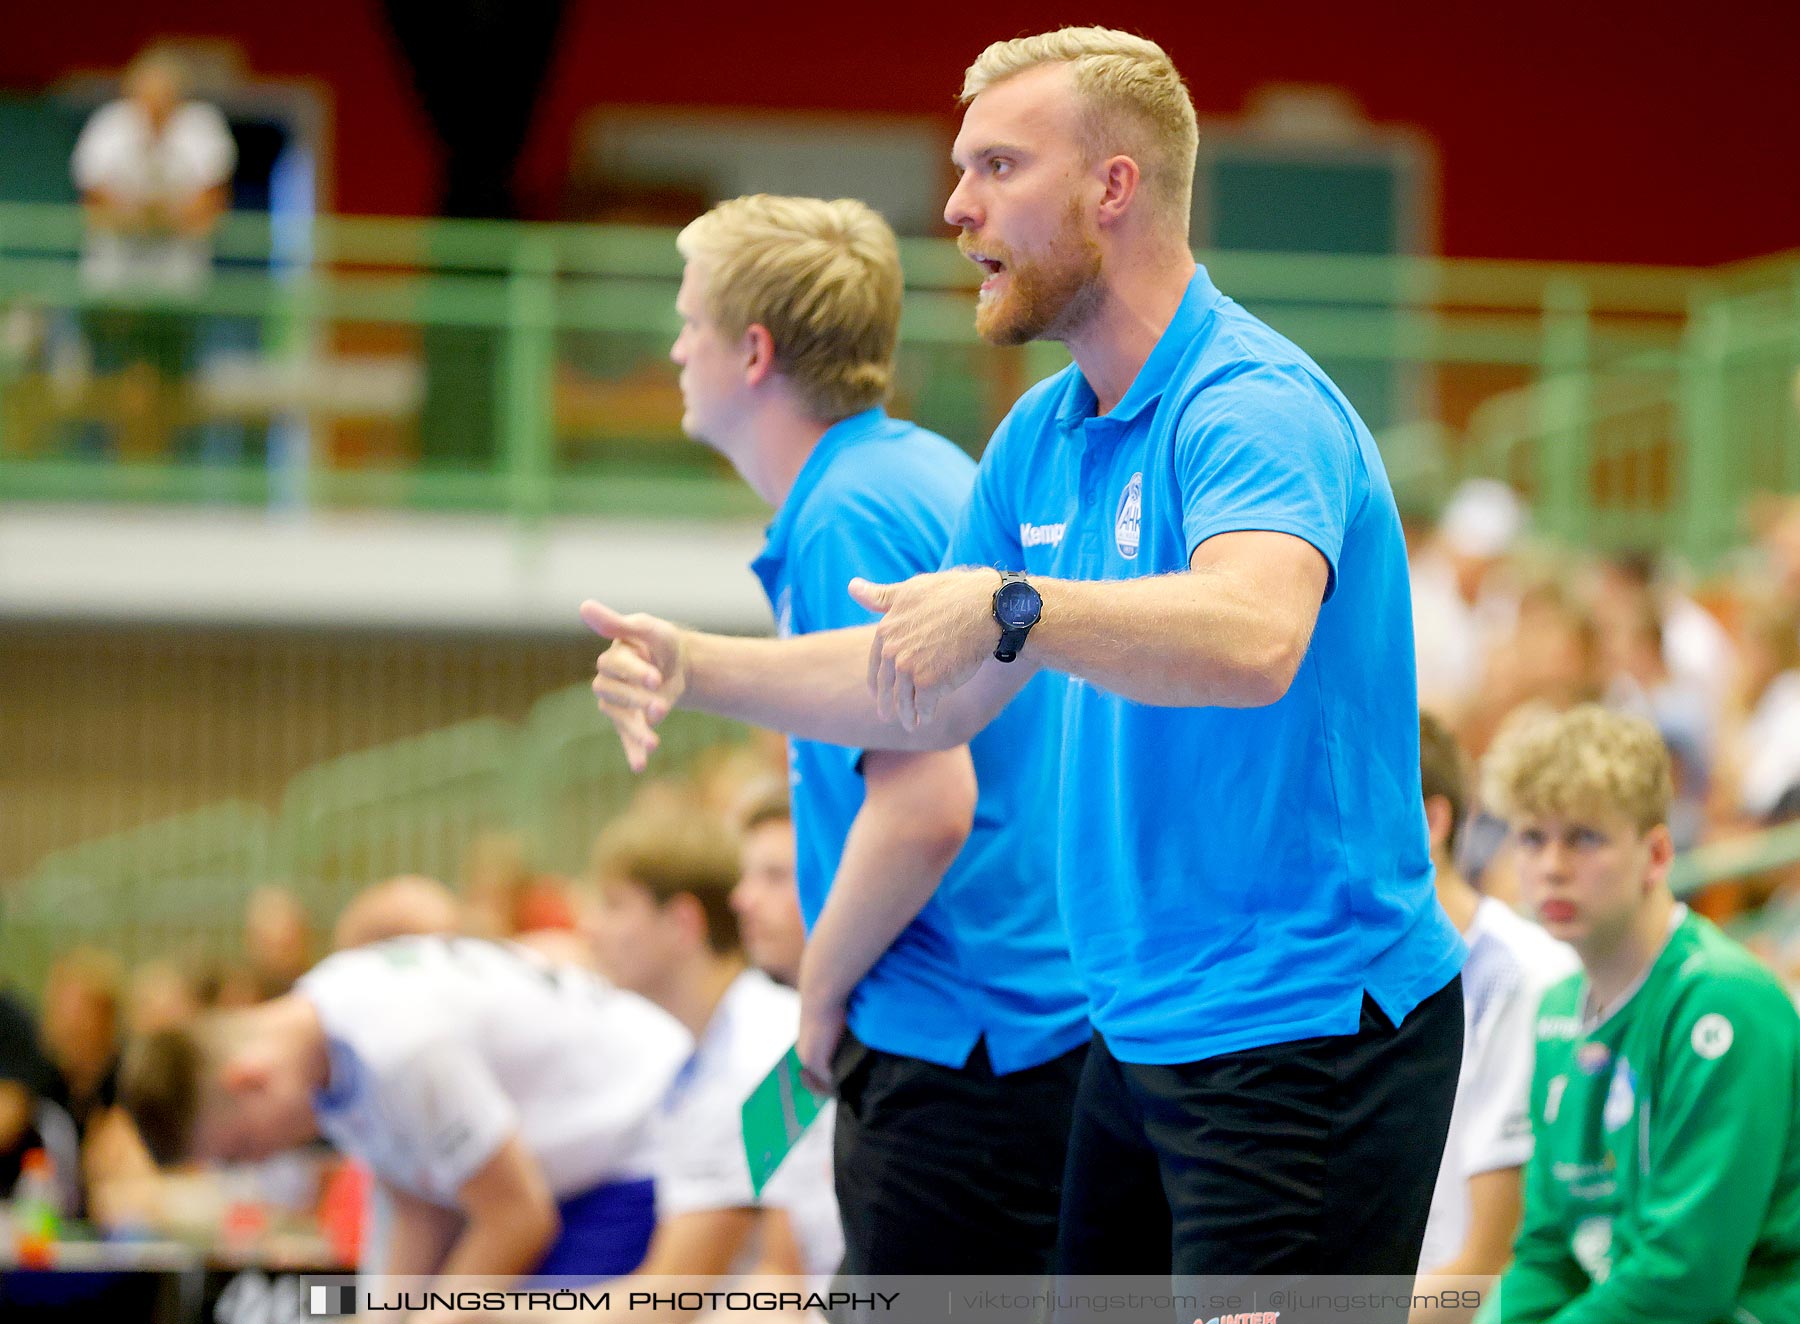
682, 628, 967, 749
432, 1208, 557, 1283
801, 748, 976, 1008
1028, 566, 1309, 708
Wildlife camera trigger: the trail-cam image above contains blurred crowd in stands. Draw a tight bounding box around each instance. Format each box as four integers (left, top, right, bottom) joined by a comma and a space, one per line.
0, 747, 802, 1279
1406, 480, 1800, 985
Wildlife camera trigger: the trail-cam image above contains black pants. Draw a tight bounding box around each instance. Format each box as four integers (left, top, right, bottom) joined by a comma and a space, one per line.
1057, 975, 1463, 1286
832, 1033, 1087, 1275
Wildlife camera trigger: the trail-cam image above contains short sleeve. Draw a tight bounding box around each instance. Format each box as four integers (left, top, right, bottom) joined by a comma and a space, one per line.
1174, 364, 1358, 599
378, 1040, 518, 1201
792, 495, 948, 775
71, 104, 127, 193
943, 436, 1021, 571
791, 503, 939, 638
1460, 978, 1541, 1176
172, 103, 236, 190
652, 1088, 756, 1217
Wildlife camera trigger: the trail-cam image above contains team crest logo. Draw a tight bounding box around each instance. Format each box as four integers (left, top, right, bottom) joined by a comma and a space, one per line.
1577, 1042, 1611, 1076
1115, 471, 1142, 559
1691, 1013, 1734, 1060
1602, 1058, 1636, 1131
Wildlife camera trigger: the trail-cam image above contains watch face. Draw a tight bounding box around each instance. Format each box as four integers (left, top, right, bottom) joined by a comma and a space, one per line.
995, 579, 1042, 629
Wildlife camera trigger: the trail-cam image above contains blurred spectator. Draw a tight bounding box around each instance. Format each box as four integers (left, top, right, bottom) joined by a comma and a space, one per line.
1463, 576, 1600, 758
1750, 493, 1800, 604
333, 874, 463, 950
244, 886, 313, 999
71, 45, 235, 456
587, 798, 842, 1287
688, 737, 790, 827
37, 949, 163, 1222
1, 988, 80, 1213
1412, 479, 1525, 721
1477, 705, 1800, 1324
1590, 550, 1736, 724
514, 875, 582, 935
40, 949, 124, 1147
1723, 593, 1800, 827
460, 832, 579, 939
463, 830, 531, 937
127, 960, 203, 1038
1413, 714, 1576, 1322
730, 795, 807, 987
1598, 596, 1713, 849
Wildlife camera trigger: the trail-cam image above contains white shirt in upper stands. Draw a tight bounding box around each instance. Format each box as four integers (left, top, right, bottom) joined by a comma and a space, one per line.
71, 97, 236, 294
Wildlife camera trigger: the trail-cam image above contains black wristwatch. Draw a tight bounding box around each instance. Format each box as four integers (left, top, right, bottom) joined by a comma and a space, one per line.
991, 571, 1043, 663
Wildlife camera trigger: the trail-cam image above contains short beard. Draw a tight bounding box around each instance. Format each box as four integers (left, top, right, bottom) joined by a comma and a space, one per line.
974, 200, 1104, 347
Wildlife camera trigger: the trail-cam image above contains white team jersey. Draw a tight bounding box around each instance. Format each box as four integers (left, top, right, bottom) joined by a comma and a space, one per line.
299, 936, 690, 1205
652, 970, 842, 1283
1419, 898, 1579, 1271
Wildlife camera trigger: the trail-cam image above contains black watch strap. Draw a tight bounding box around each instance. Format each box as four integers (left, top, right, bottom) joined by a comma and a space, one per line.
993, 571, 1040, 664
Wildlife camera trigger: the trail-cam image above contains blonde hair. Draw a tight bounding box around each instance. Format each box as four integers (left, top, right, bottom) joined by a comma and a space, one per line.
1482, 703, 1672, 834
676, 195, 902, 423
124, 46, 190, 99
961, 27, 1199, 235
590, 792, 744, 956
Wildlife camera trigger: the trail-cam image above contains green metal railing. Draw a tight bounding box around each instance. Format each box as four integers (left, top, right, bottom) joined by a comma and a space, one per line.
5, 204, 1794, 556
0, 686, 755, 995
1469, 271, 1800, 562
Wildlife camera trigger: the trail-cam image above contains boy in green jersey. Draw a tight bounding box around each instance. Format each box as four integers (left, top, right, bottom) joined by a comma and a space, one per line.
1477, 704, 1800, 1324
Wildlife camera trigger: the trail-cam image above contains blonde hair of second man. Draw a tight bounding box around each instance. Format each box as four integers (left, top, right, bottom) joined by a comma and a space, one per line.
675, 194, 903, 423
1482, 703, 1673, 834
961, 26, 1200, 237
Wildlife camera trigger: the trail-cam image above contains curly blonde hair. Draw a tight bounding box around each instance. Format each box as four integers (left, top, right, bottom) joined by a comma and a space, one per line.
1482, 703, 1672, 834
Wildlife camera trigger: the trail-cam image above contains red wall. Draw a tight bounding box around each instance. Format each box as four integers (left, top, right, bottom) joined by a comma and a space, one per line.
4, 0, 1795, 266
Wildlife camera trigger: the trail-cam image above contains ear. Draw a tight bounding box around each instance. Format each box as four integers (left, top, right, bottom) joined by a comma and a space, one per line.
1642, 823, 1676, 889
742, 323, 777, 388
1423, 794, 1456, 856
1095, 154, 1143, 229
667, 892, 709, 948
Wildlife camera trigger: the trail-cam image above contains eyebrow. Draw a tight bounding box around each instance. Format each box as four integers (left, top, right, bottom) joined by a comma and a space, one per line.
951, 143, 1029, 170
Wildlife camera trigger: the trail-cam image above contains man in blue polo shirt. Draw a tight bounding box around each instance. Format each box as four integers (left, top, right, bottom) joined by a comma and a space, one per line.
584, 193, 1087, 1275
585, 32, 1463, 1282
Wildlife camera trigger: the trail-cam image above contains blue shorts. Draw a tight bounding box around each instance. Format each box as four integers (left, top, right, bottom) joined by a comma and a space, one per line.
529, 1176, 657, 1281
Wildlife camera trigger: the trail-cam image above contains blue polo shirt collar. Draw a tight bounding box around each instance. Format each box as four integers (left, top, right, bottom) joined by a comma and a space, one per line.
1056, 265, 1222, 432
754, 406, 890, 578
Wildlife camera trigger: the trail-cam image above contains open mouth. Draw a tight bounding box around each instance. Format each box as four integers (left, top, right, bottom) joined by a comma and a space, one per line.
965, 250, 1007, 292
